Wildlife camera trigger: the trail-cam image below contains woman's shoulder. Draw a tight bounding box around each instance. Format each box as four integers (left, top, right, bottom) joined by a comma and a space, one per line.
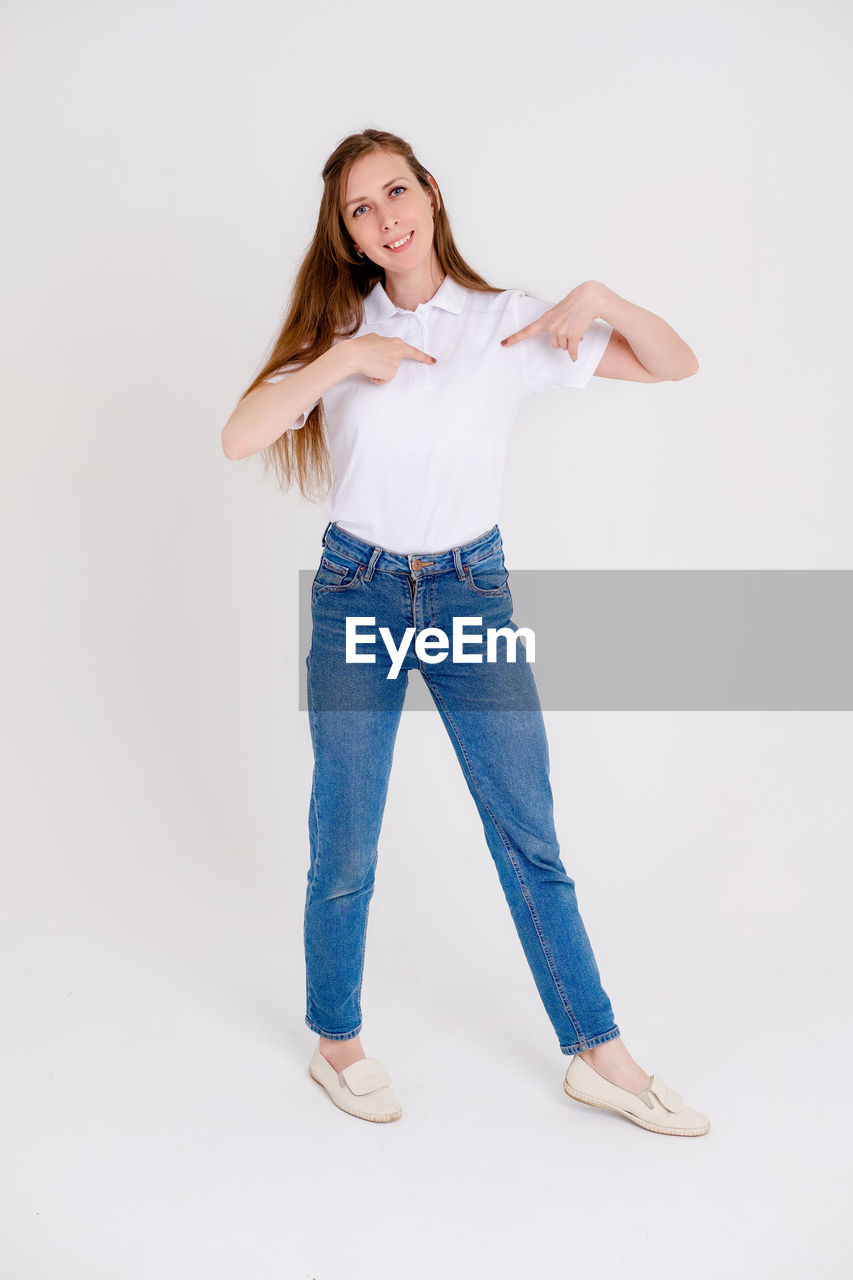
462, 285, 526, 315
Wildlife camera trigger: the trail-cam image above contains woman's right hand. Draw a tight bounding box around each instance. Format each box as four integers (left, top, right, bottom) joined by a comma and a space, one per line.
345, 334, 437, 384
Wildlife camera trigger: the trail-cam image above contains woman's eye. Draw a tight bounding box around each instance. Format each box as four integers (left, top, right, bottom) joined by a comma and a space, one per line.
353, 186, 406, 218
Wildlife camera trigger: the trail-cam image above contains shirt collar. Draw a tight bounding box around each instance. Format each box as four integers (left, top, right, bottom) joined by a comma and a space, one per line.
362, 274, 467, 322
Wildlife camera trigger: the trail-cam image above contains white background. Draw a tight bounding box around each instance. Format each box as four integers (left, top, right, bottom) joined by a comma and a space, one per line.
2, 1, 851, 1277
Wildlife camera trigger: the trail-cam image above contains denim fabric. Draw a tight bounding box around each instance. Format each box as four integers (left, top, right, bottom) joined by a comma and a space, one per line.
304, 520, 621, 1055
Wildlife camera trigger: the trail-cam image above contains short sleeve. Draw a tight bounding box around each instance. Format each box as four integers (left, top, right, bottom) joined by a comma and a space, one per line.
513, 292, 613, 393
261, 360, 320, 431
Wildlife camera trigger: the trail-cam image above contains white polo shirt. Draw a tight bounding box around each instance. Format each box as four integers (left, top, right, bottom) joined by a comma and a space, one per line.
263, 275, 612, 554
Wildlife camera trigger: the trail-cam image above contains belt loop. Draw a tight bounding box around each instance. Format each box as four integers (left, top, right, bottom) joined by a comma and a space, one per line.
364, 545, 382, 582
452, 546, 466, 581
321, 520, 332, 546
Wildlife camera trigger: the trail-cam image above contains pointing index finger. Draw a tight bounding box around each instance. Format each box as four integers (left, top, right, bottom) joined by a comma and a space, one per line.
403, 343, 437, 363
500, 316, 545, 347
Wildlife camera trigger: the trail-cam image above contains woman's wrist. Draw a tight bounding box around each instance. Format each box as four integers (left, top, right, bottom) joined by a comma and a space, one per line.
326, 337, 359, 379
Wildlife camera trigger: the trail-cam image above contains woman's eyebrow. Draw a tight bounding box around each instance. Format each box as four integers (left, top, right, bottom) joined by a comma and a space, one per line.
344, 178, 409, 209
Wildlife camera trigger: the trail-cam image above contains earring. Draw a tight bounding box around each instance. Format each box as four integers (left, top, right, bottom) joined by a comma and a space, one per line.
354, 245, 364, 258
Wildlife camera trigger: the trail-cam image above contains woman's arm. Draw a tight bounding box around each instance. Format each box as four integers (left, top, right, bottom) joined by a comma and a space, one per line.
592, 284, 699, 382
221, 343, 355, 460
501, 280, 699, 383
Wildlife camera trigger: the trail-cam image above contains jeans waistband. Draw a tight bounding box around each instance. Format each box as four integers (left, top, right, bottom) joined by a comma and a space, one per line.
321, 521, 503, 582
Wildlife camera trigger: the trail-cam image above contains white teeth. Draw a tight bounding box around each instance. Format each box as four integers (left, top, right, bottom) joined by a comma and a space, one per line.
386, 231, 412, 249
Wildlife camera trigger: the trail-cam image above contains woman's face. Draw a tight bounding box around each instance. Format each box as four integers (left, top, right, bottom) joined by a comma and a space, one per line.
342, 150, 438, 270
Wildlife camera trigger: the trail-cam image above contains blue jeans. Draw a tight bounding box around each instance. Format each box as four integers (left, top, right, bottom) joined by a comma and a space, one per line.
304, 520, 621, 1056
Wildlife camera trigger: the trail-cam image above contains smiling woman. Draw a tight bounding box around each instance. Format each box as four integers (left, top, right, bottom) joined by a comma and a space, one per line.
220, 134, 618, 541
221, 132, 534, 491
220, 126, 709, 1138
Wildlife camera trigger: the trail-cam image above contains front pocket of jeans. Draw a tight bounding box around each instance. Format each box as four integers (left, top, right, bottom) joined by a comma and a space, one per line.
312, 555, 363, 592
464, 552, 509, 596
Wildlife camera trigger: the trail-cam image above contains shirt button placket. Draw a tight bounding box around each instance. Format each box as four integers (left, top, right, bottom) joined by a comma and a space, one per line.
415, 315, 427, 383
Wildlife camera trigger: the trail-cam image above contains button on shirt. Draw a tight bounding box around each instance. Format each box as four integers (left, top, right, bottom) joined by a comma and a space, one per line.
263, 275, 612, 554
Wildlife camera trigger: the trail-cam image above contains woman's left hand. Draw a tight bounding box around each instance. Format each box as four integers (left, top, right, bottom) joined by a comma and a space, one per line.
500, 280, 611, 360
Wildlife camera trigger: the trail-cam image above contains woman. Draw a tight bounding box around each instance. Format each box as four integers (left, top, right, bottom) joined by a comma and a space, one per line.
222, 128, 710, 1137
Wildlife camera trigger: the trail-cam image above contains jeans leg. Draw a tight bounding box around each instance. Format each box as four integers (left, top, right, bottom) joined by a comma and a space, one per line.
304, 605, 408, 1039
421, 584, 620, 1055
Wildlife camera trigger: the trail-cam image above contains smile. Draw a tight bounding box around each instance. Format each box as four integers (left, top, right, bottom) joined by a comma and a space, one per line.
384, 230, 414, 252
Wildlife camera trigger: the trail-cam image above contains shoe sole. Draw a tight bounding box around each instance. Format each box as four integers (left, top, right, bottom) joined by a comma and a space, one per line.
563, 1079, 710, 1136
308, 1065, 402, 1123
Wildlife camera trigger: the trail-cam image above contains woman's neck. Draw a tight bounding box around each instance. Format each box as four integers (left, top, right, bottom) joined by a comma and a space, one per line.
383, 259, 446, 312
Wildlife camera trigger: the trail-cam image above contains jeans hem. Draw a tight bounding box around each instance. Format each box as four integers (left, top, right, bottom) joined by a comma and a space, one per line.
559, 1025, 621, 1055
306, 1015, 362, 1040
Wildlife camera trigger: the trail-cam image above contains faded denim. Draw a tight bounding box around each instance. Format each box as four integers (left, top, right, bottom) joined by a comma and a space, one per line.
304, 520, 621, 1056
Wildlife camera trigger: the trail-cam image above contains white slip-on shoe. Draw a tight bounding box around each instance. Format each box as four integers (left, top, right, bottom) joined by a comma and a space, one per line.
308, 1045, 402, 1123
563, 1053, 710, 1136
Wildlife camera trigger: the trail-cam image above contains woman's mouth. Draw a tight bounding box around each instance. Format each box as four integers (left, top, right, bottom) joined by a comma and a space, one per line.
384, 229, 414, 253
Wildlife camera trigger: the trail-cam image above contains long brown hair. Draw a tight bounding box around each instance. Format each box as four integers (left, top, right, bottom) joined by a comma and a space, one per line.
236, 129, 509, 503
